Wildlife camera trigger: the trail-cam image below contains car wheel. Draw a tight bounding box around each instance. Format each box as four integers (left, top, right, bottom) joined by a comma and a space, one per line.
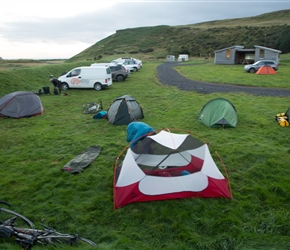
116, 75, 124, 82
61, 83, 69, 90
133, 67, 138, 72
94, 83, 102, 91
249, 68, 256, 73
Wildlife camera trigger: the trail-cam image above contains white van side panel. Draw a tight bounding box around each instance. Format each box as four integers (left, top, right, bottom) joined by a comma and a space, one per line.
58, 66, 112, 90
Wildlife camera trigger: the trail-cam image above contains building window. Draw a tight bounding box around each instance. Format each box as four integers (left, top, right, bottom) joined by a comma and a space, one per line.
259, 49, 265, 59
226, 49, 231, 60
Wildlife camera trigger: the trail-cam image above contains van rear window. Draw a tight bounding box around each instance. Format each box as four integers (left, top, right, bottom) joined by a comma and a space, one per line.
106, 68, 111, 74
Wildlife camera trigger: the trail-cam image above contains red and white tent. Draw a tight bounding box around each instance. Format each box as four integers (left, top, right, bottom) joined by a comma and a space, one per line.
114, 129, 232, 209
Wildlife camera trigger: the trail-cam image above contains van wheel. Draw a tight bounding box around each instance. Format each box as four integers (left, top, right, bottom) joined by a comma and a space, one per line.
116, 75, 124, 82
61, 83, 69, 90
94, 83, 102, 91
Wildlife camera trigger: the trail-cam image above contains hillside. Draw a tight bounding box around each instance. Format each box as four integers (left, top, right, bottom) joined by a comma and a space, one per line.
69, 9, 290, 61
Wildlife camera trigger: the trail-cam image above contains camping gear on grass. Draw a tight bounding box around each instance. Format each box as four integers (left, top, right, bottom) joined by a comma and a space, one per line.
107, 95, 144, 125
114, 129, 232, 209
0, 91, 44, 118
276, 111, 289, 127
126, 121, 155, 148
43, 86, 50, 95
83, 100, 103, 114
198, 98, 238, 128
93, 111, 107, 119
62, 145, 101, 174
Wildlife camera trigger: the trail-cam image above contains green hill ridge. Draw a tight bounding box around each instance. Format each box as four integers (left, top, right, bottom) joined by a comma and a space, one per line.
69, 9, 290, 61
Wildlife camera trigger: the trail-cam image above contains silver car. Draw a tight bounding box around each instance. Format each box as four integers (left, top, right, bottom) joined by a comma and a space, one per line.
244, 60, 278, 73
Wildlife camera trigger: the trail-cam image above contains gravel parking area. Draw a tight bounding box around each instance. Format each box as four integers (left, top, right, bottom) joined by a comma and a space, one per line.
157, 62, 290, 97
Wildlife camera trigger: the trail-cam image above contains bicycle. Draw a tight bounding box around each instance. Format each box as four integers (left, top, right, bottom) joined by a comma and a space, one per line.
0, 201, 97, 249
82, 100, 103, 114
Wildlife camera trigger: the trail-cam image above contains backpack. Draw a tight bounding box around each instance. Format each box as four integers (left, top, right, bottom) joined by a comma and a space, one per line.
276, 112, 289, 127
43, 86, 50, 95
93, 111, 107, 119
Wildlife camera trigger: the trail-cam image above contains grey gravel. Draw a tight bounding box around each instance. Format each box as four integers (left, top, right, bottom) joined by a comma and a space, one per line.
157, 62, 290, 97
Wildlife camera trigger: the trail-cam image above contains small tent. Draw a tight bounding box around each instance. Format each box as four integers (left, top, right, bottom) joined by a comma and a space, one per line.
285, 107, 290, 119
198, 98, 238, 128
107, 95, 144, 125
114, 129, 232, 209
0, 91, 44, 118
256, 66, 276, 75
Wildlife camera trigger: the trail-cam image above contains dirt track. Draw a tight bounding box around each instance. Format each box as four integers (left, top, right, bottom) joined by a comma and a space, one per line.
157, 62, 290, 97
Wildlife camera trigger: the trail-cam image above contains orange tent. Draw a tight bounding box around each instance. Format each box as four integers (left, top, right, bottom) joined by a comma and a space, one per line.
256, 66, 276, 75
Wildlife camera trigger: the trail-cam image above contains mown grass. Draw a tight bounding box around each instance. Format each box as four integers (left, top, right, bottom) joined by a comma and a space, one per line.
175, 59, 290, 88
0, 61, 290, 250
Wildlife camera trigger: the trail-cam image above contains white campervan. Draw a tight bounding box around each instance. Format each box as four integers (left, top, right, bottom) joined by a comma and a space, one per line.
58, 66, 112, 91
178, 54, 189, 62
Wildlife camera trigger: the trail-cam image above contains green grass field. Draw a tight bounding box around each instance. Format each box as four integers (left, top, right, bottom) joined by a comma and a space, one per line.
175, 58, 290, 88
0, 60, 289, 250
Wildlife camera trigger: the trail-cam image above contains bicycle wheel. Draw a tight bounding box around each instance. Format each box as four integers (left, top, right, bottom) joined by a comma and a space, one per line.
0, 207, 34, 228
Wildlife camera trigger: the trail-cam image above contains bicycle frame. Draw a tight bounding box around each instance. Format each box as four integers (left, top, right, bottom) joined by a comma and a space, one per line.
0, 201, 97, 249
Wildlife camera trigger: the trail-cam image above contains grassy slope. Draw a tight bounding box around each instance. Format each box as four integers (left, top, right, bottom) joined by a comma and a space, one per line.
69, 9, 290, 62
0, 60, 290, 249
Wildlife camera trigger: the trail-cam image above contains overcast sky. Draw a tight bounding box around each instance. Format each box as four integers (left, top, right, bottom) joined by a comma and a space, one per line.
1, 0, 289, 59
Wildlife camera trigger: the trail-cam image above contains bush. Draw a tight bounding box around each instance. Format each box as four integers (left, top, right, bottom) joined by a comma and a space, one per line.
141, 48, 154, 53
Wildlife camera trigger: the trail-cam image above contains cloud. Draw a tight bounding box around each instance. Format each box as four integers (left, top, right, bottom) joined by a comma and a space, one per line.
0, 0, 289, 59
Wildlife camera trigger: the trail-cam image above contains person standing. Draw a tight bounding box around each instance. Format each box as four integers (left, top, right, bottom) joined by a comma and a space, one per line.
49, 75, 62, 95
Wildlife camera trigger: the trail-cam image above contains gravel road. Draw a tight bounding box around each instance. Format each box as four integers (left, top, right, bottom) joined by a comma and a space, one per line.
157, 62, 290, 97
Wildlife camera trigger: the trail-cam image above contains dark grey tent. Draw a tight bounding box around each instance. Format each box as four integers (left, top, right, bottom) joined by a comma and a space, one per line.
0, 91, 44, 118
198, 98, 238, 128
107, 95, 144, 125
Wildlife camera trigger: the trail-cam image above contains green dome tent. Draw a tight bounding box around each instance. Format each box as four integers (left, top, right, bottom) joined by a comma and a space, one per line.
198, 98, 238, 128
285, 107, 290, 119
